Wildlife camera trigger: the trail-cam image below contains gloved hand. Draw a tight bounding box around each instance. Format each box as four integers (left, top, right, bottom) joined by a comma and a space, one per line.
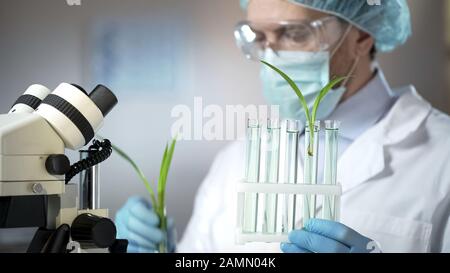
115, 196, 176, 253
281, 219, 381, 253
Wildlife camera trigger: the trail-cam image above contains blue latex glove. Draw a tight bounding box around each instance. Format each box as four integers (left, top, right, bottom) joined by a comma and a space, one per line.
281, 219, 381, 253
115, 196, 176, 253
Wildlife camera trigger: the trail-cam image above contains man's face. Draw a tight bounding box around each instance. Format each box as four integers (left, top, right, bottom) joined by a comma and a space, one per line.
247, 0, 359, 79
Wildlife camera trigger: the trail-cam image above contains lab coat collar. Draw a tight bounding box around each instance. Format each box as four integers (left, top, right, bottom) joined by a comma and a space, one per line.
329, 69, 396, 141
338, 82, 432, 193
377, 86, 432, 145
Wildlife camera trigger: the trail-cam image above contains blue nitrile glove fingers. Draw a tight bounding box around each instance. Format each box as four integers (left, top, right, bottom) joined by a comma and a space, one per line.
288, 229, 350, 253
127, 243, 158, 253
115, 196, 165, 253
280, 242, 312, 253
166, 217, 177, 253
282, 219, 376, 253
127, 200, 164, 242
304, 219, 374, 253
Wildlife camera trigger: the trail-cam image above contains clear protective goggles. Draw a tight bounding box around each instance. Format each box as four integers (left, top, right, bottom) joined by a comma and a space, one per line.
234, 16, 349, 60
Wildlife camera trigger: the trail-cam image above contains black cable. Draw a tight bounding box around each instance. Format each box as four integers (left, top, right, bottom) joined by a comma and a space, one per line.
65, 139, 112, 184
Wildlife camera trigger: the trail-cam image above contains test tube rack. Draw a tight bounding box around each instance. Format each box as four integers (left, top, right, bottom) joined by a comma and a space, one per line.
236, 119, 342, 244
236, 180, 341, 244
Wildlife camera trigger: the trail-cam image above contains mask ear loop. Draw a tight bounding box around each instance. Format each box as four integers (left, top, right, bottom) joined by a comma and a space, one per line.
341, 56, 360, 87
330, 23, 353, 57
329, 23, 358, 88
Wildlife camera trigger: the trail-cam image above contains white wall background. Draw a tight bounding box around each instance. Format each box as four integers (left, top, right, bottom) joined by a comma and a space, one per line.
0, 0, 449, 250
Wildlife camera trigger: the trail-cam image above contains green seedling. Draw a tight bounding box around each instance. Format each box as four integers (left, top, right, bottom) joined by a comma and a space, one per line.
108, 136, 177, 252
260, 60, 346, 156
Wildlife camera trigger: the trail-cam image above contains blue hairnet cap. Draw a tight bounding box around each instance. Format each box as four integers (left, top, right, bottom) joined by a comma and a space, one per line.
240, 0, 412, 52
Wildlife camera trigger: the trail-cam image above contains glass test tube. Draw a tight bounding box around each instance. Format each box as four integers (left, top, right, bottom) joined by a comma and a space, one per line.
243, 119, 261, 233
303, 121, 320, 224
262, 119, 281, 234
282, 120, 300, 233
322, 120, 340, 220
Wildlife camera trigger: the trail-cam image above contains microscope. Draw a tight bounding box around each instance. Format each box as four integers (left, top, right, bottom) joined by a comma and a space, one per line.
0, 83, 127, 253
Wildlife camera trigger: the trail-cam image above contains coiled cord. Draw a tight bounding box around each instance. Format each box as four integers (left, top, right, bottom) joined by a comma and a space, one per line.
65, 139, 112, 184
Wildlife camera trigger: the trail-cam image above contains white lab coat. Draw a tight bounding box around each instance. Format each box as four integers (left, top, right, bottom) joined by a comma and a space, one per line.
178, 84, 450, 253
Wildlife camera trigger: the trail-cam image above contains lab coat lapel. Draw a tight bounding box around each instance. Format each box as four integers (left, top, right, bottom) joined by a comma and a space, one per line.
337, 86, 431, 193
337, 128, 385, 193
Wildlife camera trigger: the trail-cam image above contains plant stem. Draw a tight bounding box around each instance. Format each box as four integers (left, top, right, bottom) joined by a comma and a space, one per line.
308, 134, 314, 156
158, 213, 168, 253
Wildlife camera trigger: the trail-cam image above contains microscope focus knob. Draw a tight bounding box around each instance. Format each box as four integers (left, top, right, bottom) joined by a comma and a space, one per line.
71, 213, 117, 249
45, 154, 70, 175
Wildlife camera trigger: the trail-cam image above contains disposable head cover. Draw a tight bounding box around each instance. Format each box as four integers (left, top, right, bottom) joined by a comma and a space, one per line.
240, 0, 412, 52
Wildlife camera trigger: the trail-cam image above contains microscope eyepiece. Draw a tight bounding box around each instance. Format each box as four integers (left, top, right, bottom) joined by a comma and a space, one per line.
89, 85, 118, 117
70, 83, 88, 95
35, 83, 118, 150
9, 84, 51, 114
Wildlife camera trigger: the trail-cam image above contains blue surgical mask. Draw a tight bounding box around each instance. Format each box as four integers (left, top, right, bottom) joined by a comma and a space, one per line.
261, 49, 346, 122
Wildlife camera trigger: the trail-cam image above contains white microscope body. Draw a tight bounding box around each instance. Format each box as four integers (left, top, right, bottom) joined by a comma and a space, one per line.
0, 83, 126, 253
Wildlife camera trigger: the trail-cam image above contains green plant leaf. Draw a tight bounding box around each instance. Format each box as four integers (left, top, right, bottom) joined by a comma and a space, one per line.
158, 144, 169, 196
311, 76, 347, 122
157, 137, 177, 233
109, 141, 158, 207
260, 60, 347, 157
161, 138, 176, 196
100, 134, 177, 253
260, 60, 315, 154
159, 139, 176, 207
306, 76, 347, 156
260, 60, 312, 125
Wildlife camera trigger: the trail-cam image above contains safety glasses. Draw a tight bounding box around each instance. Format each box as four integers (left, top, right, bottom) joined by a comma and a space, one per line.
234, 16, 348, 60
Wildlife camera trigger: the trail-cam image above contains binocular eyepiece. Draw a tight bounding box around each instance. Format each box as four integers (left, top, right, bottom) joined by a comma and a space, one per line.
10, 83, 118, 150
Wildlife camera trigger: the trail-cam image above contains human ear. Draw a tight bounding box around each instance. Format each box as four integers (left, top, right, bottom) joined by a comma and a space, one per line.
355, 30, 375, 57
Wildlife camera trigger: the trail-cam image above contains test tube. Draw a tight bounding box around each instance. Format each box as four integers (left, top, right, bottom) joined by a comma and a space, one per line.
262, 119, 281, 234
242, 119, 261, 233
322, 120, 340, 220
282, 120, 300, 233
303, 121, 320, 223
